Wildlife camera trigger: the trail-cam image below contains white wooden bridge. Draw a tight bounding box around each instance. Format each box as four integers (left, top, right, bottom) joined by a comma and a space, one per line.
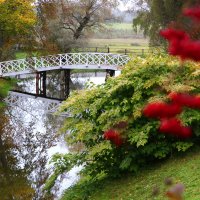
5, 91, 67, 115
0, 53, 130, 77
2, 53, 130, 115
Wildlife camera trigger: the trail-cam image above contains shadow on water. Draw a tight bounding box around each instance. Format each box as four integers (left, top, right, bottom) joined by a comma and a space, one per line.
1, 70, 106, 199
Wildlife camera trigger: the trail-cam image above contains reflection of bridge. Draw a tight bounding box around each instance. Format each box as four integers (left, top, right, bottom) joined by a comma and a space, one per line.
0, 53, 129, 77
5, 91, 67, 115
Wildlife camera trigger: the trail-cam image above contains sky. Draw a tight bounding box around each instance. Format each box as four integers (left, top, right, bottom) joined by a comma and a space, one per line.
118, 1, 134, 11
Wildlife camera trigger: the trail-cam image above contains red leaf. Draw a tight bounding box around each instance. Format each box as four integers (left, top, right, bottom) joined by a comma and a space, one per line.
143, 102, 182, 119
103, 129, 123, 147
183, 7, 200, 22
159, 118, 192, 138
169, 92, 200, 109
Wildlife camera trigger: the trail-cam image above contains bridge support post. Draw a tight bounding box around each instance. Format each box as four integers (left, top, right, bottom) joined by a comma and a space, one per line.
60, 69, 71, 99
64, 69, 70, 98
105, 69, 115, 81
36, 71, 46, 97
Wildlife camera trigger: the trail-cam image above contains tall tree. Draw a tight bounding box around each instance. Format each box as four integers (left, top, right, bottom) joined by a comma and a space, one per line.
0, 0, 36, 60
60, 0, 117, 40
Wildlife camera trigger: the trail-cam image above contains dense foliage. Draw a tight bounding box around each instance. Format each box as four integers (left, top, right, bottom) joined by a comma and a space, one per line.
0, 78, 14, 108
45, 55, 200, 196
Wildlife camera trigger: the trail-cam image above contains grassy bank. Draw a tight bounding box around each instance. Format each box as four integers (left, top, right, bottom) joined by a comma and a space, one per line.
61, 147, 200, 200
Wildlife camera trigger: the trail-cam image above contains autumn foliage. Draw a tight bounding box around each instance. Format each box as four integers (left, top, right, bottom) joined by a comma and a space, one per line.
183, 7, 200, 22
169, 92, 200, 109
104, 129, 123, 147
160, 6, 200, 62
143, 102, 182, 119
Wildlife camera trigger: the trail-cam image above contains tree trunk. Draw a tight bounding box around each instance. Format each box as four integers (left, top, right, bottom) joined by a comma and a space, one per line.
73, 15, 90, 40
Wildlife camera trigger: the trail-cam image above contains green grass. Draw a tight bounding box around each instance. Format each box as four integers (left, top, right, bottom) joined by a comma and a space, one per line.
61, 147, 200, 200
15, 51, 28, 59
15, 51, 41, 59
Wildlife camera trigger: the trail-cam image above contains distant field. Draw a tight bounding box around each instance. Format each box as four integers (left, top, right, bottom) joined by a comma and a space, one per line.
105, 23, 133, 30
15, 38, 152, 58
92, 22, 144, 39
88, 38, 149, 50
90, 22, 148, 49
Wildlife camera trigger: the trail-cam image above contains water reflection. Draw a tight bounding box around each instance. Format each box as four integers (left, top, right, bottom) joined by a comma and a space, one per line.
0, 106, 63, 199
1, 71, 106, 199
0, 108, 35, 199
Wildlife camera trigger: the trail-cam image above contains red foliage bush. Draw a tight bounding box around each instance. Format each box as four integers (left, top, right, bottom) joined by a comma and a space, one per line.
183, 7, 200, 22
169, 92, 200, 109
160, 29, 190, 41
160, 28, 200, 61
160, 6, 200, 62
104, 129, 123, 147
159, 118, 192, 139
143, 102, 182, 119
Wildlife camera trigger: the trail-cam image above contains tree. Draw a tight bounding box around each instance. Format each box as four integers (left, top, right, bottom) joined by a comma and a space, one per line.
0, 0, 36, 60
60, 0, 117, 40
34, 0, 59, 55
36, 0, 118, 52
131, 0, 200, 46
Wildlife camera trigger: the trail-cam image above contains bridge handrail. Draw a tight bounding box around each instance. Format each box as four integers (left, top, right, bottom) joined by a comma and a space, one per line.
0, 52, 129, 63
0, 53, 130, 77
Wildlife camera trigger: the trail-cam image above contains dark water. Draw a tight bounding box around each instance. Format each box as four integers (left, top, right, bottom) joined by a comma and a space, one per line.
0, 71, 106, 200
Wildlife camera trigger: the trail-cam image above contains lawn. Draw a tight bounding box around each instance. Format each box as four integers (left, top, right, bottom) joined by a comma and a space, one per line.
61, 147, 200, 200
89, 148, 200, 200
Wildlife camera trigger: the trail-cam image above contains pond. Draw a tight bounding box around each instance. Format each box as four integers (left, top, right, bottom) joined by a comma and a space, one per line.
0, 71, 113, 199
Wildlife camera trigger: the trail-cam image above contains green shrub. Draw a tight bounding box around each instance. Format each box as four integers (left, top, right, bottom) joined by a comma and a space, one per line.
45, 55, 200, 195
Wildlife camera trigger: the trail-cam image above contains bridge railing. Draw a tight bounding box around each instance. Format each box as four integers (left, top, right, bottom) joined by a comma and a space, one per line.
0, 53, 130, 76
